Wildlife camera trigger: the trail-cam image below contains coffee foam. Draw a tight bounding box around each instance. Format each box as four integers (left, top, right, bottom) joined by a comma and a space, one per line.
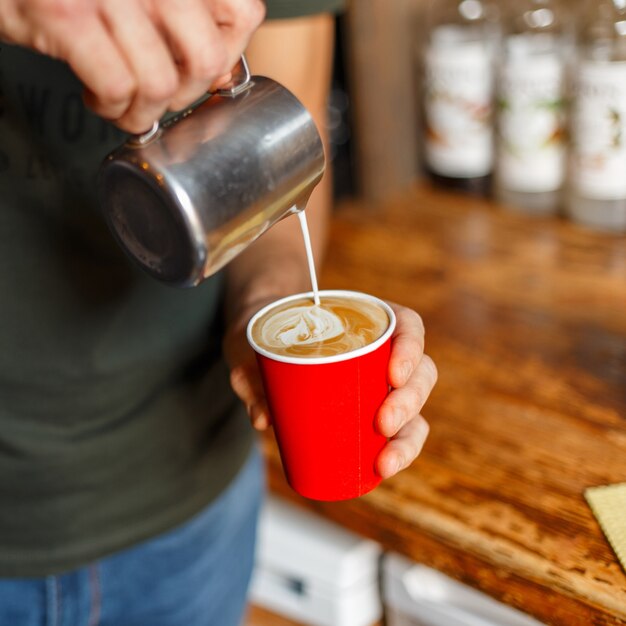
252, 295, 390, 358
260, 305, 344, 349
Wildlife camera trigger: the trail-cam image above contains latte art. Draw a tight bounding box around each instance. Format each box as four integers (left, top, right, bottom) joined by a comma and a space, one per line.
261, 305, 344, 349
252, 295, 390, 358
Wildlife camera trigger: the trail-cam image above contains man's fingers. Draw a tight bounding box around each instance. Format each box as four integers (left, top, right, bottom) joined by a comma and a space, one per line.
156, 0, 228, 111
230, 364, 271, 430
377, 415, 430, 479
0, 0, 30, 45
249, 401, 271, 431
229, 361, 272, 430
209, 0, 266, 36
209, 0, 266, 75
3, 0, 266, 131
57, 18, 136, 121
389, 305, 426, 388
230, 363, 263, 405
100, 0, 179, 132
378, 354, 437, 438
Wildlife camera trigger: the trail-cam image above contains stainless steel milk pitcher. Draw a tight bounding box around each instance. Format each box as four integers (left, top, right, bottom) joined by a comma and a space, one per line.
98, 57, 325, 288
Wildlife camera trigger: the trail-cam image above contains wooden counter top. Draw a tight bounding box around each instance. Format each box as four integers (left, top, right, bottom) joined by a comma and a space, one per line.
262, 184, 626, 626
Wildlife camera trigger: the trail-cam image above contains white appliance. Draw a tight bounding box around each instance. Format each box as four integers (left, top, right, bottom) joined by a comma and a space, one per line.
250, 496, 382, 626
383, 553, 546, 626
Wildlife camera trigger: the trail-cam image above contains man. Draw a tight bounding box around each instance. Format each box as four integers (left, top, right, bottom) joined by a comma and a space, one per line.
0, 1, 437, 624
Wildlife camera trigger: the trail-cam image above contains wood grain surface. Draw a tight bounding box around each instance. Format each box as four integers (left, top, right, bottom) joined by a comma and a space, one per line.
262, 184, 626, 626
245, 605, 310, 626
245, 605, 381, 626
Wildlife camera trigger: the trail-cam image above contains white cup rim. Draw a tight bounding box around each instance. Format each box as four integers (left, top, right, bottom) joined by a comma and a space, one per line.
246, 289, 396, 365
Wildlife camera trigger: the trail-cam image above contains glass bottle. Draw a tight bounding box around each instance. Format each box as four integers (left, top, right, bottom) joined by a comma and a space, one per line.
495, 0, 570, 215
422, 0, 501, 195
568, 0, 626, 232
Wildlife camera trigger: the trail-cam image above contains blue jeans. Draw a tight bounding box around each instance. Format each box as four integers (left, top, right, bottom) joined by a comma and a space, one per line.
0, 446, 264, 626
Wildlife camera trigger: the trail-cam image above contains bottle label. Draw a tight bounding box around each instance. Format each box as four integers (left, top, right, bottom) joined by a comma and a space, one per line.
497, 55, 566, 192
424, 40, 494, 178
572, 62, 626, 200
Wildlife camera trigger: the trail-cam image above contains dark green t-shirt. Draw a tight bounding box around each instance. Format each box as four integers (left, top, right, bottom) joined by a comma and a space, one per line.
0, 0, 345, 577
0, 46, 254, 576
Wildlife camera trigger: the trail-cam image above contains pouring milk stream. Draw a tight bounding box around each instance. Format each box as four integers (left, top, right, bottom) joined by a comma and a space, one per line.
262, 211, 347, 351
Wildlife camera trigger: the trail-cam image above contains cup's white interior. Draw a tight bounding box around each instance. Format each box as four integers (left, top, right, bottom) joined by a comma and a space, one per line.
246, 290, 396, 365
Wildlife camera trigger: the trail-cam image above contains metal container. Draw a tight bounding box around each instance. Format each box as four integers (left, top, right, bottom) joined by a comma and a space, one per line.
98, 58, 325, 287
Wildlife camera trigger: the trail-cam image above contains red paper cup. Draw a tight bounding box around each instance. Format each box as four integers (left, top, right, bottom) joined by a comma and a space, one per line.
247, 290, 396, 501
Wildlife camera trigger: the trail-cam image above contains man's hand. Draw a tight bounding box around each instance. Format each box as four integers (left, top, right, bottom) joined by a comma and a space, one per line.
224, 296, 276, 432
0, 0, 265, 132
375, 303, 437, 478
225, 300, 438, 480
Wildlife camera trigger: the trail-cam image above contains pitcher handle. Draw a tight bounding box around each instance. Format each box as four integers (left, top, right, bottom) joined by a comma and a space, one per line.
215, 55, 252, 97
132, 55, 251, 145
